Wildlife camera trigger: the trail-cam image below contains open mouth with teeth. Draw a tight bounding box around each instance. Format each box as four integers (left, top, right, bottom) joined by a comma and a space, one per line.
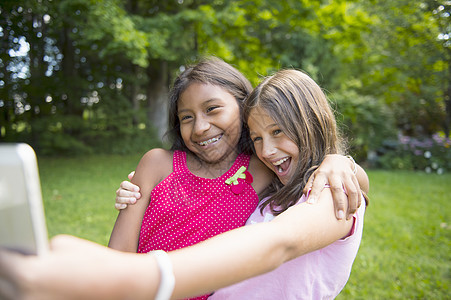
273, 157, 291, 174
198, 134, 223, 146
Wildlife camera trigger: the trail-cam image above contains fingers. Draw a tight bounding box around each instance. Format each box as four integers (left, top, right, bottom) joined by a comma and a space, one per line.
330, 172, 361, 220
308, 154, 364, 220
0, 249, 25, 300
342, 174, 362, 219
328, 174, 348, 220
115, 181, 141, 210
306, 171, 328, 205
115, 203, 127, 210
115, 191, 138, 204
120, 180, 140, 193
127, 171, 135, 181
308, 170, 350, 220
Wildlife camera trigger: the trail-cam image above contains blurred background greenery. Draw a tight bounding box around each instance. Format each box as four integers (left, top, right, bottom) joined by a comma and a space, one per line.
1, 0, 450, 172
1, 1, 450, 298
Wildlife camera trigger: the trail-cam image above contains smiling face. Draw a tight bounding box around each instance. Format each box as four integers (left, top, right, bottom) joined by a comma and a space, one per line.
248, 106, 299, 185
177, 83, 242, 165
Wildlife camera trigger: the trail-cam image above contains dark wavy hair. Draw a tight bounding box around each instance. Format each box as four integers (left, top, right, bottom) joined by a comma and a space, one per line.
165, 57, 254, 155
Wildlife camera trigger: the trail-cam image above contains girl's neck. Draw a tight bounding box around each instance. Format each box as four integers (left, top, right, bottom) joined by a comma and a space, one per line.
186, 151, 239, 179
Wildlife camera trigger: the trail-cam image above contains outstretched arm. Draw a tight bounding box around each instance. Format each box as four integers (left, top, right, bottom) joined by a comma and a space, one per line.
0, 235, 160, 300
0, 187, 356, 300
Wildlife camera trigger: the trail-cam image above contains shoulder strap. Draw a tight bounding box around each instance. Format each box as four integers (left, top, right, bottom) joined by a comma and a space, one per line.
172, 150, 187, 173
237, 152, 251, 168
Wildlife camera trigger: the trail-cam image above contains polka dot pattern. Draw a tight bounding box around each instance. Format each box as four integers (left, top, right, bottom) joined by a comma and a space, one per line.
137, 151, 258, 299
138, 151, 258, 255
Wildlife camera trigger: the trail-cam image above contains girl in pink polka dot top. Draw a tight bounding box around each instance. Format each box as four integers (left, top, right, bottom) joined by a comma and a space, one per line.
109, 57, 273, 300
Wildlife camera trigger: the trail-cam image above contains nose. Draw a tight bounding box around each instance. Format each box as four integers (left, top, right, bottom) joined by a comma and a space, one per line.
261, 139, 276, 158
193, 115, 210, 135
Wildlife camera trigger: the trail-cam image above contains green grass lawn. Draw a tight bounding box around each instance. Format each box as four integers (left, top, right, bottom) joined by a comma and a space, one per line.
38, 153, 143, 245
37, 155, 450, 299
337, 170, 450, 299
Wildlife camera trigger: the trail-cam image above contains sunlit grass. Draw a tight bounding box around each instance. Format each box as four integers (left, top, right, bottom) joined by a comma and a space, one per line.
337, 170, 450, 299
37, 157, 450, 299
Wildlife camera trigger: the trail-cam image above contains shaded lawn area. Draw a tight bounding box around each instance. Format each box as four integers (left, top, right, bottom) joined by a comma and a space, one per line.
38, 155, 450, 299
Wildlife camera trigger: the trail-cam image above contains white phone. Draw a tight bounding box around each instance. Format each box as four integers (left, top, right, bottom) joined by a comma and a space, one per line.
0, 143, 49, 255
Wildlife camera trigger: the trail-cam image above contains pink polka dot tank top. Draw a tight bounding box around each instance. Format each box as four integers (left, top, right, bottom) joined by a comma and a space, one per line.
137, 150, 259, 254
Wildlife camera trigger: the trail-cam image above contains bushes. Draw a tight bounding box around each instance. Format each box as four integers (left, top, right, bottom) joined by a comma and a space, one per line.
26, 114, 162, 156
331, 89, 450, 173
376, 133, 451, 173
332, 89, 397, 162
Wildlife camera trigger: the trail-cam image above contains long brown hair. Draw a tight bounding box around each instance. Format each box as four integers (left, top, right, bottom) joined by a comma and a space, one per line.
245, 69, 345, 215
166, 57, 254, 155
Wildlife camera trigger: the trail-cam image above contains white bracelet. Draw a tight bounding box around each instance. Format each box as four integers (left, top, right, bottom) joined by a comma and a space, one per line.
152, 250, 175, 300
346, 155, 357, 175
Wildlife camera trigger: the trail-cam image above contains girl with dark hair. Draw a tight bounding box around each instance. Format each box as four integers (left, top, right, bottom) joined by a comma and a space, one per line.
109, 57, 273, 299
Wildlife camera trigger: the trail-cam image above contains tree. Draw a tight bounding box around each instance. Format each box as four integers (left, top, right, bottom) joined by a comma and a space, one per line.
3, 0, 442, 160
357, 0, 449, 137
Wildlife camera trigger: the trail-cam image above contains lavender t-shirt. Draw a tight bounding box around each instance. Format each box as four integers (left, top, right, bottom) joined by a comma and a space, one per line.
209, 192, 366, 300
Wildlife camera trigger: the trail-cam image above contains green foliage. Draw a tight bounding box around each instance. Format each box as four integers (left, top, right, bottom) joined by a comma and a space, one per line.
1, 0, 449, 160
31, 115, 93, 155
356, 0, 449, 136
59, 0, 150, 67
332, 88, 397, 161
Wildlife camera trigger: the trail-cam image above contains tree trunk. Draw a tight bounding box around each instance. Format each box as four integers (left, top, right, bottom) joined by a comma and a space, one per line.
131, 64, 140, 126
146, 60, 169, 140
445, 56, 451, 137
0, 12, 11, 141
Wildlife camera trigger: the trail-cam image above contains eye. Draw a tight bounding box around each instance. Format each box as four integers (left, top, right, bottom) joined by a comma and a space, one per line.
273, 129, 282, 136
179, 115, 192, 122
251, 136, 262, 143
206, 106, 219, 113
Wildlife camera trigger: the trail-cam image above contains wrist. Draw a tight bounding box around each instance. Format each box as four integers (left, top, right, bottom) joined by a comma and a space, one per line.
345, 155, 357, 175
152, 250, 175, 300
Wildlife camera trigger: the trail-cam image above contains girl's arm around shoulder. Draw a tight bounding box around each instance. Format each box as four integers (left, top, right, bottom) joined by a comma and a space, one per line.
305, 154, 370, 219
248, 154, 274, 195
108, 148, 173, 252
